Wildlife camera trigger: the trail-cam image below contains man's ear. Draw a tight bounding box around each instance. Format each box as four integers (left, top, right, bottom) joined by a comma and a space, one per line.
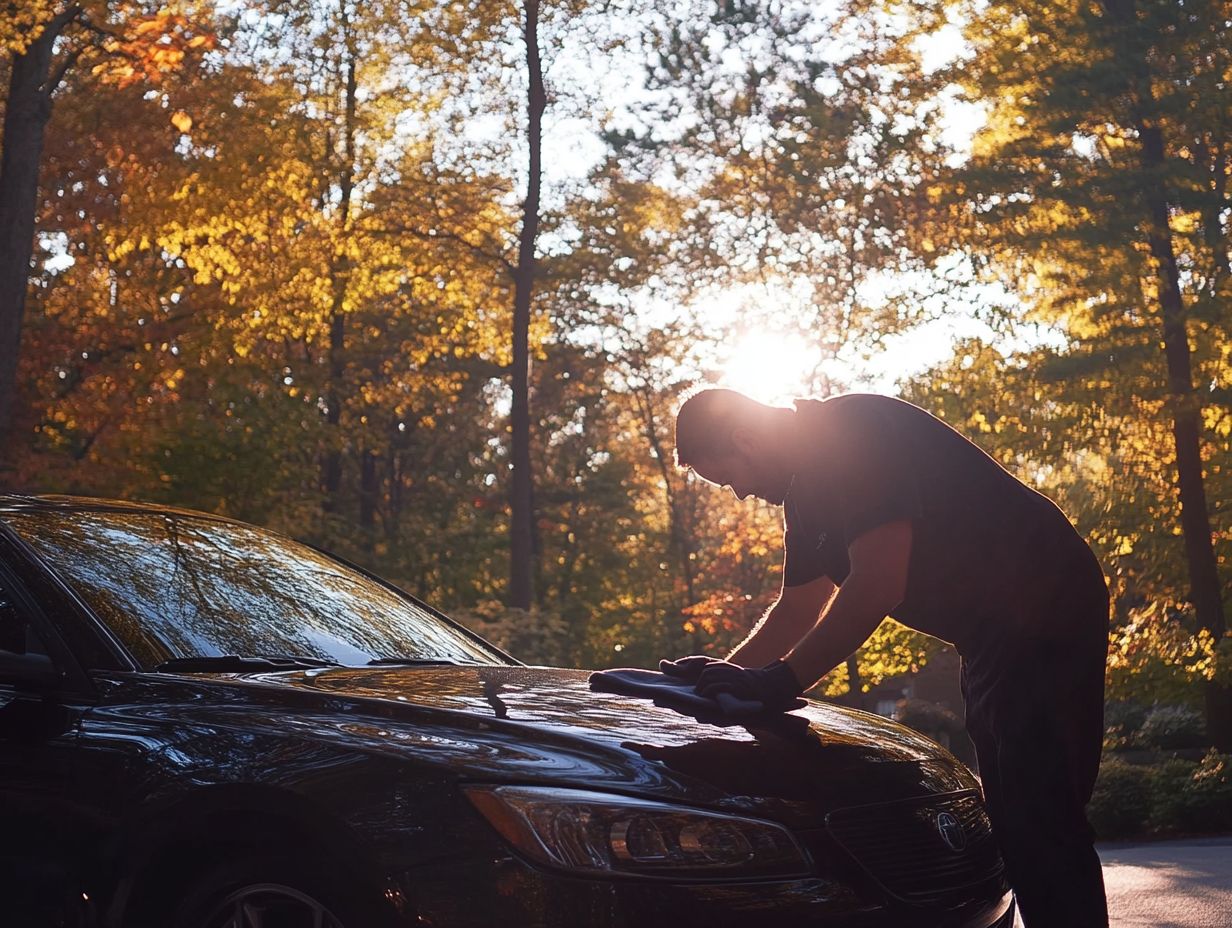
730, 426, 759, 458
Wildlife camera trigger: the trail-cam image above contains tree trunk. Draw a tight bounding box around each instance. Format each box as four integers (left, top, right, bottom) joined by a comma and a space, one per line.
321, 310, 346, 505
0, 20, 64, 469
386, 426, 404, 547
508, 0, 545, 610
1136, 124, 1230, 747
555, 492, 580, 605
320, 15, 358, 513
1102, 0, 1231, 749
844, 654, 863, 708
359, 446, 378, 551
1148, 144, 1232, 749
629, 378, 697, 605
1139, 139, 1225, 641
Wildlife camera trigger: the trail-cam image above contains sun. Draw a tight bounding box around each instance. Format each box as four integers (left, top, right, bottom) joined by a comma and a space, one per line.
717, 331, 818, 406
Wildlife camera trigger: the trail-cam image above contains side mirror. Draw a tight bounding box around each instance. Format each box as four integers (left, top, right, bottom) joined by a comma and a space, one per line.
0, 650, 60, 688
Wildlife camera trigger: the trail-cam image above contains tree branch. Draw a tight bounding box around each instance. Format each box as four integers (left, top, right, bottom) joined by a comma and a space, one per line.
46, 45, 85, 95
74, 14, 125, 43
369, 223, 516, 274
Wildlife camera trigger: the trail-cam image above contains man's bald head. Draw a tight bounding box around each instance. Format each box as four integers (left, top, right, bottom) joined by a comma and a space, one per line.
674, 389, 795, 503
675, 387, 794, 465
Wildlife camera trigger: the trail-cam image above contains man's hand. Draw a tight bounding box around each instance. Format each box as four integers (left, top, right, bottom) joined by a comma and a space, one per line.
659, 655, 731, 684
694, 660, 803, 712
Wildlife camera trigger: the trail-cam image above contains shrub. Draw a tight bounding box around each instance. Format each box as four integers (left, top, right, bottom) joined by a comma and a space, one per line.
1103, 700, 1149, 750
894, 698, 964, 736
1153, 751, 1232, 834
1137, 704, 1207, 750
1088, 758, 1154, 839
1144, 758, 1201, 833
451, 601, 572, 667
1090, 752, 1232, 838
1105, 604, 1215, 709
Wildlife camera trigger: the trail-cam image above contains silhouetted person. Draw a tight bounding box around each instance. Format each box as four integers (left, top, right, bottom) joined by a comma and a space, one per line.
664, 389, 1109, 928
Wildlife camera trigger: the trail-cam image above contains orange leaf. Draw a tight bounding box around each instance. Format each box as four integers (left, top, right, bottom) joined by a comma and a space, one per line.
170, 111, 193, 133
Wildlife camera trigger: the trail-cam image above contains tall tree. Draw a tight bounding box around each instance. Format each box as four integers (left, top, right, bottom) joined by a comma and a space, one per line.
898, 0, 1232, 743
320, 0, 361, 513
508, 0, 545, 608
0, 5, 73, 454
1097, 0, 1224, 645
0, 3, 210, 463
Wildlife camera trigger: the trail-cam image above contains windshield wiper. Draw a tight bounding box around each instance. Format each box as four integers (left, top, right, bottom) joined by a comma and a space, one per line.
152, 655, 343, 674
365, 658, 472, 666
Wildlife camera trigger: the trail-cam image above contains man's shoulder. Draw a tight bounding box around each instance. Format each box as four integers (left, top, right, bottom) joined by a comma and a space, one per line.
793, 393, 967, 470
794, 392, 928, 424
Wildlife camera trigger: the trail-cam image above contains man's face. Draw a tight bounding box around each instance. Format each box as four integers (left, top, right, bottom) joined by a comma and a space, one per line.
689, 450, 792, 505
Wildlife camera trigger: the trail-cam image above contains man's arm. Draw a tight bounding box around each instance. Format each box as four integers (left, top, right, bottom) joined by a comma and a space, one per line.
727, 574, 836, 668
783, 519, 912, 689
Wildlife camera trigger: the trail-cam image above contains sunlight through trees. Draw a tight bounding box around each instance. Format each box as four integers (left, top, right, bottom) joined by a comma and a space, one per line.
2, 0, 1230, 729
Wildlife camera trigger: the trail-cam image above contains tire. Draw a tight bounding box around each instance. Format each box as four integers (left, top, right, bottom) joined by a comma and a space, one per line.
171, 854, 382, 928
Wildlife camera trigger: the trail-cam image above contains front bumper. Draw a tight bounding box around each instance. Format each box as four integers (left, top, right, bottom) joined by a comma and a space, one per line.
368, 780, 1011, 927
396, 847, 1014, 927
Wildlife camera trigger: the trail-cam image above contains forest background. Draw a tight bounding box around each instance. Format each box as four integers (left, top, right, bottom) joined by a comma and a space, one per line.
3, 0, 1232, 760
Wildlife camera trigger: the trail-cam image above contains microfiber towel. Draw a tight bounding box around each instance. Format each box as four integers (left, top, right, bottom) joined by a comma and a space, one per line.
588, 668, 807, 719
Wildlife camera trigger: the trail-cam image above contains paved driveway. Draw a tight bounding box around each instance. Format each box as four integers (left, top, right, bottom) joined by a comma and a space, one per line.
1100, 837, 1232, 928
1013, 837, 1232, 927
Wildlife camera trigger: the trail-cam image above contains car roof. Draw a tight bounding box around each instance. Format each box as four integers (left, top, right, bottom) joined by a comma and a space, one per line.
0, 493, 244, 527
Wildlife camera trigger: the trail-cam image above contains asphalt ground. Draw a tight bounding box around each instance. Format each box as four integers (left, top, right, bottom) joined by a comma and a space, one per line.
1013, 837, 1232, 928
1100, 837, 1232, 928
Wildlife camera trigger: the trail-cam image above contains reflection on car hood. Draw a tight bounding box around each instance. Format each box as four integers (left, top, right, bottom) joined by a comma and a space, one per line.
226, 665, 975, 820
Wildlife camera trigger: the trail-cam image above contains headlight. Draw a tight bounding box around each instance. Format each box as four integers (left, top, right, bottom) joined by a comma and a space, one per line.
464, 785, 811, 880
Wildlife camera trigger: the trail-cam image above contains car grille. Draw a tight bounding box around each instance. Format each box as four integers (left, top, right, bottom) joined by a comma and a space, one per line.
824, 789, 1006, 906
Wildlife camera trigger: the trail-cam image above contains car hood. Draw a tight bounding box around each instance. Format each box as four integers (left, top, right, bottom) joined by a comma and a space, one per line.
203, 664, 975, 824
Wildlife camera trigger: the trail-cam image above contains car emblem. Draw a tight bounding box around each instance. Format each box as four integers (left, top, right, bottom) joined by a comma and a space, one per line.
936, 812, 966, 851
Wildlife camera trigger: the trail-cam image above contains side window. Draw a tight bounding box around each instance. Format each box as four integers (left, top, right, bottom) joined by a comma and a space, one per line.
0, 586, 48, 658
0, 578, 60, 689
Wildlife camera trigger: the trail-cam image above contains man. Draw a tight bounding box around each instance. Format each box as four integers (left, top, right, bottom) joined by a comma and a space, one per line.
665, 388, 1109, 928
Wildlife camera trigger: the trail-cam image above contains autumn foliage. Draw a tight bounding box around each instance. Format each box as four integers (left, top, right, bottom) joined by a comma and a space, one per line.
2, 0, 1230, 724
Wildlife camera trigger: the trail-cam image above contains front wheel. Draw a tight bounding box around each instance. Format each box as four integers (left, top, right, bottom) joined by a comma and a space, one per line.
173, 856, 374, 928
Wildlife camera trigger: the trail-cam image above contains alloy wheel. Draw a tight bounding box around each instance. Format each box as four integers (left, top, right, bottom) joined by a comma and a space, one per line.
204, 882, 346, 928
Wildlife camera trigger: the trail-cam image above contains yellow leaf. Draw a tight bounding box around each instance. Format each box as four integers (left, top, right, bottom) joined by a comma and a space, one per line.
171, 111, 193, 133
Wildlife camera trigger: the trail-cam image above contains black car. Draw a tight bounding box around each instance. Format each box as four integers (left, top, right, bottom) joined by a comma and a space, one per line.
0, 495, 1015, 928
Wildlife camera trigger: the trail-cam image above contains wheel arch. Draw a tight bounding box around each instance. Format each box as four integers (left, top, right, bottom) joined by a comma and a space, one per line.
102, 782, 404, 928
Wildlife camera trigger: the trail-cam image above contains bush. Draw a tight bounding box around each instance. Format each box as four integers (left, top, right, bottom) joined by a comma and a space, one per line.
1137, 704, 1207, 750
894, 698, 964, 736
1105, 605, 1215, 709
1143, 758, 1201, 832
1103, 700, 1149, 750
1151, 751, 1232, 834
1088, 758, 1154, 839
1089, 751, 1232, 839
451, 601, 573, 667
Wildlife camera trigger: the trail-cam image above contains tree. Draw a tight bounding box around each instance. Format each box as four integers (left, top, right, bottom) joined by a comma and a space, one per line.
593, 0, 952, 689
894, 0, 1232, 744
608, 0, 957, 376
1095, 0, 1225, 644
508, 0, 545, 609
0, 2, 211, 461
4, 0, 1011, 694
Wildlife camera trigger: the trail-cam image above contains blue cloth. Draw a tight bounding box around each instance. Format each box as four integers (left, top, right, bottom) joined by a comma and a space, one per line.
588, 667, 806, 719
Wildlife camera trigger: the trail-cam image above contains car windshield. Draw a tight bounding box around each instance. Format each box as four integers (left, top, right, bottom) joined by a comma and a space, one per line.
4, 508, 508, 670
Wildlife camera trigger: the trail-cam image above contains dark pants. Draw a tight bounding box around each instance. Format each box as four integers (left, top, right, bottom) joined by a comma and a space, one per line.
960, 568, 1110, 928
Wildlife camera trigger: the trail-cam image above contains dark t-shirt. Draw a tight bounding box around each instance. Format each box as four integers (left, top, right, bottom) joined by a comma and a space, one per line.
783, 394, 1103, 646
